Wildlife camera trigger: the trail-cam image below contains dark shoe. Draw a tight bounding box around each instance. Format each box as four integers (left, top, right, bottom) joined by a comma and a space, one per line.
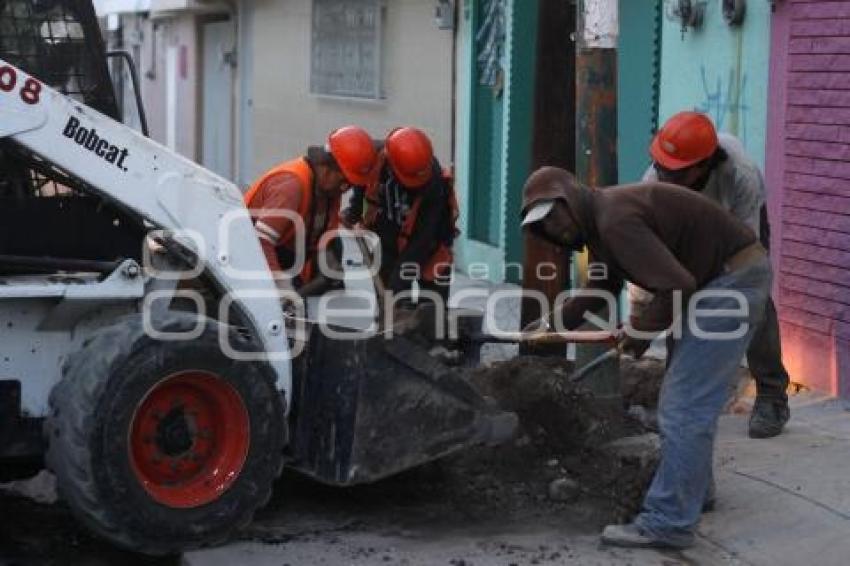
702, 479, 716, 513
600, 524, 671, 548
749, 397, 790, 439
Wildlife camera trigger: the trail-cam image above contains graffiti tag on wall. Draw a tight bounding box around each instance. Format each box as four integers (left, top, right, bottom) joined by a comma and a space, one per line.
695, 65, 749, 144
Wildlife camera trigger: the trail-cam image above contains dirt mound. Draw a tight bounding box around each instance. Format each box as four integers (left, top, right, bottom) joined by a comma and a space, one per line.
620, 356, 665, 409
470, 356, 620, 451
404, 356, 663, 524
250, 357, 660, 530
468, 356, 657, 449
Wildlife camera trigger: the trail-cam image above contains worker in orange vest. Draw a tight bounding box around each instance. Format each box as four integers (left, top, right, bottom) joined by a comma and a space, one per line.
346, 127, 458, 308
245, 126, 377, 296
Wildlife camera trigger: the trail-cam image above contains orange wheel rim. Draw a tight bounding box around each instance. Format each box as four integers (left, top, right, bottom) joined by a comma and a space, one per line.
129, 370, 250, 509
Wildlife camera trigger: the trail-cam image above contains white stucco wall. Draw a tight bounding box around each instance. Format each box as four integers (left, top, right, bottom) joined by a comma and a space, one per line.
245, 0, 454, 183
115, 13, 200, 161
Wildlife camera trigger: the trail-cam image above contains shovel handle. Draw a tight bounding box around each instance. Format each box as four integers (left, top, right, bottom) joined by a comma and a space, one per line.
470, 330, 618, 345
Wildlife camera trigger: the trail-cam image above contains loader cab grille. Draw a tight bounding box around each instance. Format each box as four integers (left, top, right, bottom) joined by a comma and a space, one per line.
0, 1, 143, 274
0, 0, 122, 205
0, 143, 145, 275
0, 0, 119, 119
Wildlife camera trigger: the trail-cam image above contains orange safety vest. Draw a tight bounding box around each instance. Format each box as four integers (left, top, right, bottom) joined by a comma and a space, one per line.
395, 167, 459, 282
244, 157, 339, 283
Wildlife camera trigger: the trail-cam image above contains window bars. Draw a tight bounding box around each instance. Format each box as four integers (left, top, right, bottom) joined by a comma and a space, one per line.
475, 0, 506, 94
0, 0, 119, 118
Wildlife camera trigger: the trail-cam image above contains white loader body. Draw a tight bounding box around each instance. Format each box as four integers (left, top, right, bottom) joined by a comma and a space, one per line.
0, 59, 291, 416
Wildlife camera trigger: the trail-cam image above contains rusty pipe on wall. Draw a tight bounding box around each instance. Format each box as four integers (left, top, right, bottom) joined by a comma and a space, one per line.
574, 0, 621, 401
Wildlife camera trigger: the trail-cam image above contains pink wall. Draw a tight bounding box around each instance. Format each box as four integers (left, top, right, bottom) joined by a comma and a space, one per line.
766, 0, 850, 398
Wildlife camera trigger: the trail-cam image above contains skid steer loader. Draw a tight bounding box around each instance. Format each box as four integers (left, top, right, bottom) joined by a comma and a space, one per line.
0, 0, 519, 555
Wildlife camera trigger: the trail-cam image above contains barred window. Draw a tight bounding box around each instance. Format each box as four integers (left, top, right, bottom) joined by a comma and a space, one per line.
310, 0, 384, 100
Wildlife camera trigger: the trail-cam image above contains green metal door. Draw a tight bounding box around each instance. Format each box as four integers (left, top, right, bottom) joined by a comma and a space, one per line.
468, 0, 504, 247
469, 86, 503, 245
617, 0, 661, 183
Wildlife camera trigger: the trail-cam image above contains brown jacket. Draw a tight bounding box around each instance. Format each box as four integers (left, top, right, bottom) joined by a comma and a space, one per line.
523, 168, 757, 332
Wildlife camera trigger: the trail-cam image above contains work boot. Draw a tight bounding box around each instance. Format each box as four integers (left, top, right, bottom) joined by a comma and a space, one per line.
748, 397, 790, 439
600, 523, 676, 549
702, 479, 716, 513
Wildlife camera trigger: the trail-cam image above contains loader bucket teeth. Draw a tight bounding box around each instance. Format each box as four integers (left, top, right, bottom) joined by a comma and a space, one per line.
289, 326, 518, 485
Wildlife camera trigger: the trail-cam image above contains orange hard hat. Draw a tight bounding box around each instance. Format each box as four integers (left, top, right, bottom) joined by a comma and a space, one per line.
650, 111, 719, 171
385, 127, 434, 188
327, 125, 377, 186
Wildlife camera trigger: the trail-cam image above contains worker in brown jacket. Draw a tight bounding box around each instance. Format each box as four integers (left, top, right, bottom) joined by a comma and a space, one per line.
521, 167, 772, 549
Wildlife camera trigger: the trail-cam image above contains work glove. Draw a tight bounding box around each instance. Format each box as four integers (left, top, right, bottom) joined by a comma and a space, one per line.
274, 279, 302, 317
619, 334, 652, 359
341, 206, 363, 229
280, 297, 299, 318
627, 283, 654, 319
521, 316, 551, 334
342, 186, 366, 228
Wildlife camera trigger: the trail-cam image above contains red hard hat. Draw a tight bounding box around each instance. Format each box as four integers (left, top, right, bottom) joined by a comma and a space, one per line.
385, 127, 434, 188
327, 125, 377, 186
650, 111, 719, 171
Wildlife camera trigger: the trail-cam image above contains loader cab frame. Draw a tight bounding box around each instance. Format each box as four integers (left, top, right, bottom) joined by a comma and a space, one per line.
0, 0, 147, 275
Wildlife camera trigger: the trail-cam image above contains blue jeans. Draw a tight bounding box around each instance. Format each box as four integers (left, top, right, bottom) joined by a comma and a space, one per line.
634, 256, 772, 547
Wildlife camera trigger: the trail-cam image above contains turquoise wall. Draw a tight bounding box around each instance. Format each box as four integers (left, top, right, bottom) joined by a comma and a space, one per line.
618, 0, 661, 183
658, 0, 771, 169
457, 1, 774, 284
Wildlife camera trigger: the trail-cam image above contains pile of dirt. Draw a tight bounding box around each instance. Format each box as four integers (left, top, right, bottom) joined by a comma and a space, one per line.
428, 356, 664, 523
470, 356, 624, 451
246, 356, 661, 534
620, 356, 665, 409
619, 355, 754, 415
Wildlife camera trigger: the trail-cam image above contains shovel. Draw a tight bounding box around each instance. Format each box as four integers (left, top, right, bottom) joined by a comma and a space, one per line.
467, 329, 618, 346
468, 330, 621, 384
565, 346, 621, 383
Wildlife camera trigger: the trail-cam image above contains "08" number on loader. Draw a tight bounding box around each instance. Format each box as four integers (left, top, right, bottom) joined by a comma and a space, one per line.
0, 65, 42, 105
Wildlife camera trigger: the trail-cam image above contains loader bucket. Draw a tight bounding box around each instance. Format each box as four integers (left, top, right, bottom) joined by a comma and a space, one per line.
288, 325, 518, 486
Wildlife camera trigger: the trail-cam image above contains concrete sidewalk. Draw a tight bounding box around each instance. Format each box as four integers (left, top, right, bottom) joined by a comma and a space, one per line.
691, 392, 850, 565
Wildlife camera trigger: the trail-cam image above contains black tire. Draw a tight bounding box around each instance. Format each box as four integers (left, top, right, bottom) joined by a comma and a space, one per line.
45, 313, 286, 555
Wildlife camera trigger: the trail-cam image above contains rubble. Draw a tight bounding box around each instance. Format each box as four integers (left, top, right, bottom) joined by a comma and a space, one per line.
547, 477, 581, 503
597, 433, 662, 521
461, 356, 661, 522
620, 355, 665, 409
469, 356, 625, 450
0, 470, 58, 504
